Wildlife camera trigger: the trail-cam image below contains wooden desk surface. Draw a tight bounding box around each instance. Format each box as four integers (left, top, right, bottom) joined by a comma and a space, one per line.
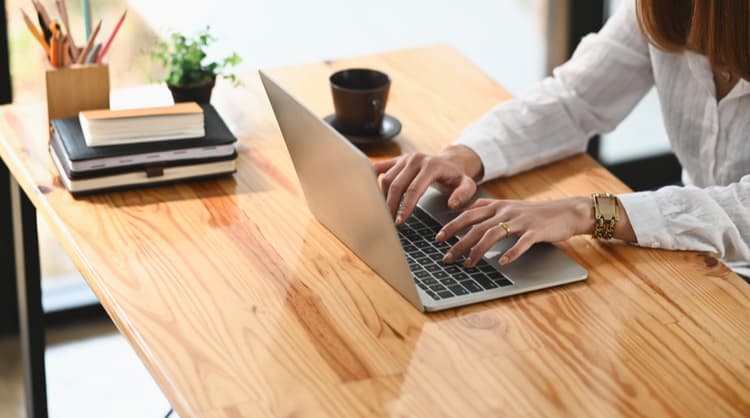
2, 45, 749, 418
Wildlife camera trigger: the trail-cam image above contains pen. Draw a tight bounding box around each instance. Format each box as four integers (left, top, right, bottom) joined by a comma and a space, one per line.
96, 10, 127, 64
76, 19, 100, 65
21, 9, 49, 56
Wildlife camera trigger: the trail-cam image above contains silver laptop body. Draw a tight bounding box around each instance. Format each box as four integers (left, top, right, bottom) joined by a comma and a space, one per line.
260, 70, 587, 312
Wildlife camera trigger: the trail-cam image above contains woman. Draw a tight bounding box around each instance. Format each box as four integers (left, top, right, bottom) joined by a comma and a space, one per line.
375, 0, 750, 279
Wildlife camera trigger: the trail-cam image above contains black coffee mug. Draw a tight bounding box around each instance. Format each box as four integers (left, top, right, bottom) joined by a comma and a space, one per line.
330, 68, 390, 136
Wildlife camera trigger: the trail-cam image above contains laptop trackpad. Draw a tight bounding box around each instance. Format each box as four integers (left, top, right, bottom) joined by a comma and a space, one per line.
417, 187, 516, 258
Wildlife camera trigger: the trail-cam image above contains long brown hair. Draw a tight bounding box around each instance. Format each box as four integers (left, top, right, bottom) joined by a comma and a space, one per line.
636, 0, 750, 80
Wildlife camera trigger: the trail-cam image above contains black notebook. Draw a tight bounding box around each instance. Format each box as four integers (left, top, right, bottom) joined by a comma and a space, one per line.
51, 103, 237, 173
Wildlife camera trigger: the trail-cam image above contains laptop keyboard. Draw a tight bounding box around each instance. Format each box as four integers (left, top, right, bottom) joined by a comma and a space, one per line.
398, 207, 514, 301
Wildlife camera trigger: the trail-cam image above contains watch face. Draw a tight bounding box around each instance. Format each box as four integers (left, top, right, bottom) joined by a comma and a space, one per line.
599, 197, 616, 217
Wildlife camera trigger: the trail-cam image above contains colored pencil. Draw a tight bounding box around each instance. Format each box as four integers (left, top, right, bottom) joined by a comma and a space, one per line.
49, 34, 60, 67
21, 9, 49, 56
76, 19, 100, 64
55, 0, 77, 51
82, 0, 92, 39
96, 10, 126, 64
32, 0, 52, 28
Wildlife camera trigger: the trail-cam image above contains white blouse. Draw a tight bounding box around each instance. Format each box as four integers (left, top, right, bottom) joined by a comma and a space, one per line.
455, 0, 750, 275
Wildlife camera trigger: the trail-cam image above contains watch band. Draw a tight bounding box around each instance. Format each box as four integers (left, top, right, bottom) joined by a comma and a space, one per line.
592, 192, 618, 240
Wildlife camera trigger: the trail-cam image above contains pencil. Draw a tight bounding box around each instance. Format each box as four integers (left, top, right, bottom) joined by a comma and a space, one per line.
49, 34, 59, 67
86, 43, 101, 64
32, 0, 51, 26
21, 9, 49, 56
96, 10, 127, 64
62, 37, 71, 66
76, 19, 100, 64
55, 0, 78, 51
82, 0, 91, 39
32, 0, 52, 40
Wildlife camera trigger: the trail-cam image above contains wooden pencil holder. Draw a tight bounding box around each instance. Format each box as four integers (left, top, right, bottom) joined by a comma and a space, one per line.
45, 64, 110, 138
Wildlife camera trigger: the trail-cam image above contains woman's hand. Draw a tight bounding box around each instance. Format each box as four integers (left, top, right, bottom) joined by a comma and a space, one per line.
374, 145, 484, 225
437, 197, 595, 267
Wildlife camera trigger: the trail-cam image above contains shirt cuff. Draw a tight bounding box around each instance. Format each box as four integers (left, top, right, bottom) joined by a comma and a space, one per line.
617, 191, 674, 249
452, 136, 510, 183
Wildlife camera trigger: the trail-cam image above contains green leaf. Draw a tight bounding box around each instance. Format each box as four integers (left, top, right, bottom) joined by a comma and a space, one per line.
146, 27, 243, 87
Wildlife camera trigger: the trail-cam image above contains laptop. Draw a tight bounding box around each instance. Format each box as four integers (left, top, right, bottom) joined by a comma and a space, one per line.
260, 71, 588, 312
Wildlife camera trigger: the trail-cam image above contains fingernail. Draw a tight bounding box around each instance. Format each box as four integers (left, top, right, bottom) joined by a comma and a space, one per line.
449, 198, 461, 209
435, 231, 445, 241
464, 259, 473, 269
395, 214, 403, 225
499, 256, 508, 265
442, 251, 453, 263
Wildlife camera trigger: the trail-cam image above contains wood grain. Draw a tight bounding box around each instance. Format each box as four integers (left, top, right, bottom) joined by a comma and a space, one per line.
1, 45, 749, 418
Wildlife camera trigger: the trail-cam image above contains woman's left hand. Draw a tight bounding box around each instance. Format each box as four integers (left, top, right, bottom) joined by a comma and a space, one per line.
436, 197, 594, 267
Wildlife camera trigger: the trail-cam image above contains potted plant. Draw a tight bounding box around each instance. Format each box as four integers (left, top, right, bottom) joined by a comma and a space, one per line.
149, 27, 242, 103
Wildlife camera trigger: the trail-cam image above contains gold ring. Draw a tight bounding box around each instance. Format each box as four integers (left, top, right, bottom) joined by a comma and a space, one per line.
499, 222, 512, 239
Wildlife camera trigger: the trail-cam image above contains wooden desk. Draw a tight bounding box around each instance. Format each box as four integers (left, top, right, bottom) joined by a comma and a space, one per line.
2, 46, 749, 418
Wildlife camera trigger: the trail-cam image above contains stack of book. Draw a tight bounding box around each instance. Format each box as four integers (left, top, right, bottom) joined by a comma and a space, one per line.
50, 102, 237, 196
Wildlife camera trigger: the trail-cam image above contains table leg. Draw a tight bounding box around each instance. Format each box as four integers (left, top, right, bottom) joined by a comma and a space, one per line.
10, 176, 49, 418
1, 161, 19, 334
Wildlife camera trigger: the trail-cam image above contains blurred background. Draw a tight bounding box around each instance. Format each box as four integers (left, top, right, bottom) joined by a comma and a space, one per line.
0, 0, 674, 416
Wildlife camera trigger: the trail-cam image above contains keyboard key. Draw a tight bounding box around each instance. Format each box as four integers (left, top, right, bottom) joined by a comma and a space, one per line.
423, 246, 440, 254
454, 273, 470, 281
440, 278, 458, 286
495, 278, 514, 287
434, 241, 450, 250
400, 238, 409, 245
416, 257, 431, 265
417, 283, 428, 290
412, 240, 428, 249
462, 280, 484, 293
426, 290, 440, 300
445, 266, 461, 274
403, 244, 417, 253
415, 271, 430, 279
447, 285, 469, 295
426, 264, 441, 272
488, 271, 508, 281
423, 278, 438, 285
471, 275, 499, 290
433, 271, 449, 279
430, 284, 447, 292
478, 264, 496, 274
437, 290, 454, 299
427, 252, 443, 261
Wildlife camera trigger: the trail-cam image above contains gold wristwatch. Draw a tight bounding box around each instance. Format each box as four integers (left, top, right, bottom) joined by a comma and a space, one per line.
592, 193, 618, 240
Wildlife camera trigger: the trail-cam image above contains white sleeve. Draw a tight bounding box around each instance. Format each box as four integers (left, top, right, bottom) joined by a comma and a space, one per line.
618, 175, 750, 262
455, 0, 654, 181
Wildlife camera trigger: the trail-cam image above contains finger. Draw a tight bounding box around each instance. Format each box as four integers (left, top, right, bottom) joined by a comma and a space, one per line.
467, 198, 494, 210
500, 232, 536, 265
373, 157, 399, 175
446, 175, 477, 210
465, 224, 507, 267
443, 221, 493, 264
397, 169, 441, 224
386, 164, 420, 220
380, 158, 406, 199
436, 205, 495, 241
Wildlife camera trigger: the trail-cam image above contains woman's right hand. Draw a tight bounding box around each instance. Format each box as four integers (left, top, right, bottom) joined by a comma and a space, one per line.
373, 145, 485, 225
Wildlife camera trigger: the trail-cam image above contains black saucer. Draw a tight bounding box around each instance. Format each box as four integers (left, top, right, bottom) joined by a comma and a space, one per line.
323, 114, 402, 145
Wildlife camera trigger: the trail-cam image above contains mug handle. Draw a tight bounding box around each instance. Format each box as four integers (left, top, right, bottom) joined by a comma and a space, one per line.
367, 97, 384, 130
